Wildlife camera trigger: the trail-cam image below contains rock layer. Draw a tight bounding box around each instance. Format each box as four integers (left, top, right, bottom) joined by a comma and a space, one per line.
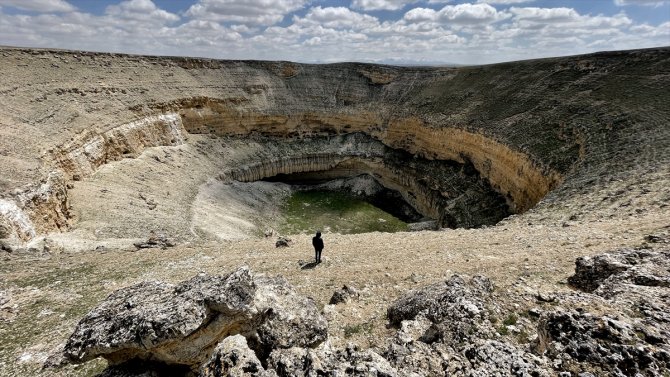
176, 105, 561, 214
221, 133, 511, 228
1, 47, 669, 242
49, 113, 187, 181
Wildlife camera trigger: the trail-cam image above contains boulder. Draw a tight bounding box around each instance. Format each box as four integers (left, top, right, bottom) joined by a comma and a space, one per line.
133, 231, 176, 250
268, 343, 397, 377
569, 248, 670, 323
462, 340, 548, 377
329, 285, 360, 305
384, 337, 447, 376
384, 274, 552, 376
199, 335, 270, 377
275, 237, 291, 248
387, 274, 493, 326
535, 310, 670, 376
537, 247, 670, 375
62, 267, 327, 373
568, 248, 652, 292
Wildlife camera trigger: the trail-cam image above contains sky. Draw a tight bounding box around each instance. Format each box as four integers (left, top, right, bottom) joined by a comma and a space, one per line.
0, 0, 668, 65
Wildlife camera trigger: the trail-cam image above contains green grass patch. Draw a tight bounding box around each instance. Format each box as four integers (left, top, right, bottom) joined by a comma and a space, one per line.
343, 322, 374, 338
503, 313, 518, 326
279, 190, 409, 235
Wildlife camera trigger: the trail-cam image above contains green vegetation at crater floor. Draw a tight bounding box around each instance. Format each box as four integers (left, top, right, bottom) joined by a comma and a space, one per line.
278, 190, 408, 235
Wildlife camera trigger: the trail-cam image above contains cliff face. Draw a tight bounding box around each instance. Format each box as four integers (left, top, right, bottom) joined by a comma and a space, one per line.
0, 47, 668, 243
220, 134, 510, 228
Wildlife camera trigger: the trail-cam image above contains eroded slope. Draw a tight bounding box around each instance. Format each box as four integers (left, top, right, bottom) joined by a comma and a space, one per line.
0, 47, 668, 246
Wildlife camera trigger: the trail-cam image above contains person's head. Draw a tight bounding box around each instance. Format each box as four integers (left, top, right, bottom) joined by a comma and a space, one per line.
316, 231, 321, 238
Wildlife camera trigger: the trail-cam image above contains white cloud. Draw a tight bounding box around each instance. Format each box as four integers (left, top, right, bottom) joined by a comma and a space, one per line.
510, 7, 578, 21
0, 1, 667, 65
438, 3, 507, 24
0, 1, 200, 56
0, 0, 74, 12
403, 7, 438, 23
477, 0, 534, 3
404, 3, 508, 25
106, 0, 179, 23
630, 20, 670, 36
614, 0, 668, 6
351, 0, 418, 11
295, 7, 379, 30
508, 7, 632, 30
185, 0, 309, 26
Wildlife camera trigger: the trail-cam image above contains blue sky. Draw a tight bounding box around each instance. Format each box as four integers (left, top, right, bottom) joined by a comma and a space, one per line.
0, 0, 668, 64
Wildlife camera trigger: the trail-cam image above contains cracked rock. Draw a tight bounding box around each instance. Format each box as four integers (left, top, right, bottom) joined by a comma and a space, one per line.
329, 285, 360, 305
535, 310, 670, 376
387, 274, 493, 326
61, 267, 327, 374
199, 335, 271, 377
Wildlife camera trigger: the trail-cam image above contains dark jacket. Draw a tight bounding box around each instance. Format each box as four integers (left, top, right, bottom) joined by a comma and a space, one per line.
312, 236, 324, 251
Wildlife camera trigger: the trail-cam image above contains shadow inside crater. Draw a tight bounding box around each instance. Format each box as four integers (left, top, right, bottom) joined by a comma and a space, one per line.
226, 133, 513, 230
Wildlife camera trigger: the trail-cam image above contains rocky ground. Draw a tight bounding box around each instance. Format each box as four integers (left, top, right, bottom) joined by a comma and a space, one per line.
1, 207, 668, 376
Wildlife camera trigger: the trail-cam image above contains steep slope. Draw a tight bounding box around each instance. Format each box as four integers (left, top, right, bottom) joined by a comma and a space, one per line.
0, 47, 668, 245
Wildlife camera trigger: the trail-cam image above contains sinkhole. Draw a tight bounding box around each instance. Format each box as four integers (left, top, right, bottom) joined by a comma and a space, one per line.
265, 174, 425, 235
27, 108, 561, 242
222, 133, 514, 233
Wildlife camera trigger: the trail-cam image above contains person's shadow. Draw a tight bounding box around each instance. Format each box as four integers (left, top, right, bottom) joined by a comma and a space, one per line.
300, 261, 319, 270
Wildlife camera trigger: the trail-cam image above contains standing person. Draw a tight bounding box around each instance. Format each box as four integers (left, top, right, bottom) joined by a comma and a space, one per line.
312, 231, 324, 264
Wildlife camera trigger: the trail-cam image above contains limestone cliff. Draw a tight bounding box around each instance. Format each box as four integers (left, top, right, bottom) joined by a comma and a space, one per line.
0, 47, 668, 242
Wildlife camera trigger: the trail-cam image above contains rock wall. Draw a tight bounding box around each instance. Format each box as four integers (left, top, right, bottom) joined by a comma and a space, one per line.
0, 113, 187, 243
175, 105, 560, 213
0, 172, 69, 241
219, 133, 510, 229
48, 113, 187, 180
1, 47, 668, 242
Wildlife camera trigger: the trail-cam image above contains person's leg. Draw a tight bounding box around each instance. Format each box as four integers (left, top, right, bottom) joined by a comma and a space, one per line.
317, 249, 322, 263
314, 248, 318, 263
